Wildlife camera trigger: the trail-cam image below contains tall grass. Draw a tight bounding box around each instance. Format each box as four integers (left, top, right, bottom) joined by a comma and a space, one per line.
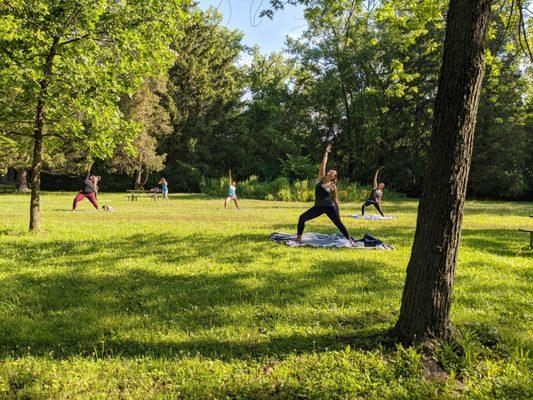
201, 176, 406, 202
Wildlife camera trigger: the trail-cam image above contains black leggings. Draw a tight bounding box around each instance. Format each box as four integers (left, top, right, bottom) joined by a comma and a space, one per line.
297, 205, 351, 239
361, 200, 384, 217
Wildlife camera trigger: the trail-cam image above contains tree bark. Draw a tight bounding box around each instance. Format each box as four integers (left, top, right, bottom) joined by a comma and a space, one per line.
141, 167, 150, 187
134, 168, 142, 190
29, 37, 59, 231
394, 0, 492, 343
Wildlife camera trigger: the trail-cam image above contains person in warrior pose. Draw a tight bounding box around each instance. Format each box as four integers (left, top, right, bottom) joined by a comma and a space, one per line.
361, 167, 385, 217
159, 178, 169, 200
224, 169, 240, 210
296, 144, 354, 244
72, 162, 100, 211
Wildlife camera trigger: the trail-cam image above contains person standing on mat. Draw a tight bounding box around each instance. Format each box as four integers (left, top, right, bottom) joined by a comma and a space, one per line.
296, 144, 354, 244
72, 163, 100, 211
361, 167, 385, 217
224, 169, 240, 210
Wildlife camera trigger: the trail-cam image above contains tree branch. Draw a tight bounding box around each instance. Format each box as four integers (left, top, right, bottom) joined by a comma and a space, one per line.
0, 130, 33, 137
58, 33, 91, 47
518, 0, 533, 62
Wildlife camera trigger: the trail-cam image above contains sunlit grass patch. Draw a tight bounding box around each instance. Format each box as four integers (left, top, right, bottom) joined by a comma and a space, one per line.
0, 193, 531, 399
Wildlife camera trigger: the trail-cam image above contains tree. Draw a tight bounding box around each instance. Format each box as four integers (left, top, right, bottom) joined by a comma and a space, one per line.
394, 0, 492, 342
470, 1, 531, 199
164, 7, 245, 191
0, 0, 186, 230
110, 78, 172, 189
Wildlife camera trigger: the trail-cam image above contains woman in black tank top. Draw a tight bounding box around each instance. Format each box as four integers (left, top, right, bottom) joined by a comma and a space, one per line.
361, 167, 386, 217
296, 144, 354, 244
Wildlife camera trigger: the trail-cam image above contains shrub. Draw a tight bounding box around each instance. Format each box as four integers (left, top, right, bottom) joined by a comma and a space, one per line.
201, 175, 406, 202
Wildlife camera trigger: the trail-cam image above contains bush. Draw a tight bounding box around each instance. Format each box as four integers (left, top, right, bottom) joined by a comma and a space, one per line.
201, 175, 406, 202
281, 155, 317, 181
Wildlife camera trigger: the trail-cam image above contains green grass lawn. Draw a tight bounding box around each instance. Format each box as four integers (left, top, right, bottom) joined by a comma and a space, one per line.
0, 193, 531, 399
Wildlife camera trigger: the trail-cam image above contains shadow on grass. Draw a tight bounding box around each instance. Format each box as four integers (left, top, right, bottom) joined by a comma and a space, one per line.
2, 224, 525, 361
461, 228, 533, 257
0, 233, 399, 360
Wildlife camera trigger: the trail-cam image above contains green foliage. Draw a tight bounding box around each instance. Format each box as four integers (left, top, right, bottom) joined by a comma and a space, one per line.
2, 0, 529, 200
163, 7, 245, 187
0, 194, 531, 398
201, 175, 405, 203
281, 154, 317, 181
0, 0, 186, 162
108, 78, 172, 188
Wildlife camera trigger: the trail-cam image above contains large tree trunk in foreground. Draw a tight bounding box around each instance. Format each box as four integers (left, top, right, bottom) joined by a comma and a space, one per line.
394, 0, 492, 343
29, 37, 58, 231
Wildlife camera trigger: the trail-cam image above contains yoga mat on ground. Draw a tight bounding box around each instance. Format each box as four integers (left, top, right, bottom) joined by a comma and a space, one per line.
269, 232, 394, 250
350, 214, 397, 220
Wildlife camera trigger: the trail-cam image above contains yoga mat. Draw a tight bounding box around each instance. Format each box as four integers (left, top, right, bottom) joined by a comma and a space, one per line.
350, 214, 397, 220
269, 232, 394, 250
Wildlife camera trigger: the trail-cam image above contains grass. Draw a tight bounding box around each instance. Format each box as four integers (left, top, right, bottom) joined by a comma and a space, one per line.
0, 192, 531, 399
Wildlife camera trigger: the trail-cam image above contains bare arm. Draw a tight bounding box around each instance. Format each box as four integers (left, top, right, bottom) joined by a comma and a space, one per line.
85, 161, 94, 180
228, 169, 232, 182
318, 144, 332, 180
372, 167, 382, 189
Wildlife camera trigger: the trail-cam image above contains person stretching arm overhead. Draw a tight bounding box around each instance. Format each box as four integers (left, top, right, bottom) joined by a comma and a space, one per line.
296, 144, 354, 244
72, 162, 99, 211
224, 169, 240, 210
361, 167, 385, 217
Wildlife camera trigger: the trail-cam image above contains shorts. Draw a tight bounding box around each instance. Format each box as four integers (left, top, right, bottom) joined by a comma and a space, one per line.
228, 195, 237, 200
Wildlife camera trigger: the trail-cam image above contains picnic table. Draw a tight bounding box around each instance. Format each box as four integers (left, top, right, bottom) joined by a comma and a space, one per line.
126, 189, 161, 202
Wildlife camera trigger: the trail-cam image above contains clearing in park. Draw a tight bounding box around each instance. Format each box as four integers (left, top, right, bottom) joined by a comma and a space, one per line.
0, 193, 531, 398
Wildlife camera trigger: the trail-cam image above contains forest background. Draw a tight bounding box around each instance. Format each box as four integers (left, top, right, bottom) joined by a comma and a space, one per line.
1, 0, 531, 200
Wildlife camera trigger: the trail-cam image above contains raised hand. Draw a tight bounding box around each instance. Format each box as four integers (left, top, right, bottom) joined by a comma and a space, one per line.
325, 144, 333, 154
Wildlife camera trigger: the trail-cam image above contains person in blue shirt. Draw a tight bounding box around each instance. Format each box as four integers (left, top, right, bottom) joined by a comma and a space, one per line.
224, 169, 240, 210
159, 178, 169, 200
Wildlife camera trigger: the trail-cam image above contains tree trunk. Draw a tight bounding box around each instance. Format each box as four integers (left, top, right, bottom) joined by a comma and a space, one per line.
141, 167, 151, 187
394, 0, 492, 343
135, 165, 142, 190
16, 167, 27, 188
29, 37, 59, 231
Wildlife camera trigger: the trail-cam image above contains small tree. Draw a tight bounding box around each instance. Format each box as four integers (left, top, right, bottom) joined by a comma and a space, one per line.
110, 78, 172, 189
0, 0, 186, 230
281, 154, 316, 181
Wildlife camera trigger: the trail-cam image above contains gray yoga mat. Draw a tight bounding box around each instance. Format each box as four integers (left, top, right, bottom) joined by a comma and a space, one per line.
350, 214, 397, 220
269, 232, 394, 250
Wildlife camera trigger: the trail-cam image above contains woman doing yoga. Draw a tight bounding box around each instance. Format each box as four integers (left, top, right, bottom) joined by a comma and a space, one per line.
72, 163, 100, 211
224, 169, 240, 210
296, 144, 354, 244
361, 167, 385, 216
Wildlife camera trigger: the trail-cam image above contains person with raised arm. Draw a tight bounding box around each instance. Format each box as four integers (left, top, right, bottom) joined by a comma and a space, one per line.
296, 144, 354, 244
159, 178, 169, 200
224, 169, 240, 210
361, 167, 385, 217
72, 162, 100, 211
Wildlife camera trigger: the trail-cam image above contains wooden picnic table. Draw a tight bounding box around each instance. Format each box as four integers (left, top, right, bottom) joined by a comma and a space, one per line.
126, 189, 161, 202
